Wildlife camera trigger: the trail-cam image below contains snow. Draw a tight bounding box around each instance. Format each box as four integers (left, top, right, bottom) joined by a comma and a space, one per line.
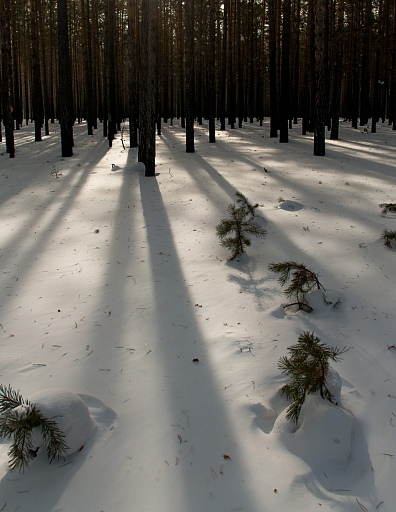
28, 389, 96, 455
0, 119, 395, 511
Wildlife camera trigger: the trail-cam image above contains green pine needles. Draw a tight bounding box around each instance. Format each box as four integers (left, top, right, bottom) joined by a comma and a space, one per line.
268, 261, 325, 312
278, 331, 346, 424
216, 191, 267, 260
0, 384, 68, 472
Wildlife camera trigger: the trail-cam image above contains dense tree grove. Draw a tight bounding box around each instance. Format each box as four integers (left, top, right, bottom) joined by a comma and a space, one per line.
1, 0, 396, 160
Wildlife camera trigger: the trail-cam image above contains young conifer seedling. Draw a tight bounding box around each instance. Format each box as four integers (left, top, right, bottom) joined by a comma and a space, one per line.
379, 203, 396, 217
268, 261, 325, 312
0, 384, 68, 471
278, 331, 346, 424
216, 191, 267, 260
382, 229, 396, 248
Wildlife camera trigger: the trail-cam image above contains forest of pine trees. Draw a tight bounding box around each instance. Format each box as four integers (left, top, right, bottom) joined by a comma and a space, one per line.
1, 0, 396, 161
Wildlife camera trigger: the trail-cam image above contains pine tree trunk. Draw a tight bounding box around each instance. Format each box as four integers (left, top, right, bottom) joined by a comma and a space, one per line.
0, 0, 15, 157
314, 0, 326, 156
330, 0, 344, 140
106, 0, 117, 146
139, 0, 157, 175
269, 0, 278, 137
127, 0, 138, 147
279, 0, 291, 143
31, 0, 44, 142
208, 0, 216, 143
219, 1, 227, 131
57, 0, 74, 157
185, 0, 194, 152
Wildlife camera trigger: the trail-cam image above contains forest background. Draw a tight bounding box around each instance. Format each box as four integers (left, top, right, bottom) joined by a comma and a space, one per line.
1, 0, 396, 167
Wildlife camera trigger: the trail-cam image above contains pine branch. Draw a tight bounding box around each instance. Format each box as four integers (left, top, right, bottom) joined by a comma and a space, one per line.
216, 192, 267, 259
0, 384, 29, 414
235, 191, 259, 219
379, 203, 396, 217
382, 229, 396, 248
278, 331, 346, 424
0, 385, 69, 471
268, 261, 325, 311
39, 413, 68, 463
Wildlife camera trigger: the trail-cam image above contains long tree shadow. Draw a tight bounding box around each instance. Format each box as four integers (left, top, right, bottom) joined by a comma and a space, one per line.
137, 171, 262, 511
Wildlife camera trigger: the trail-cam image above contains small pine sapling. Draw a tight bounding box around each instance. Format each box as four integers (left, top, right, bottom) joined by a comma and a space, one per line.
382, 229, 396, 248
379, 203, 396, 217
216, 191, 267, 260
268, 261, 325, 312
278, 331, 346, 424
0, 384, 68, 471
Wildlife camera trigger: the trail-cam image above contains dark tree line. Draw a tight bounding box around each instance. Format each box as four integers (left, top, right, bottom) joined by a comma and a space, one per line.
1, 0, 396, 163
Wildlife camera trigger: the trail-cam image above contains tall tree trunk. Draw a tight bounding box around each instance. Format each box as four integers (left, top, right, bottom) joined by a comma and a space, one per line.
31, 0, 44, 142
127, 0, 138, 147
57, 0, 74, 157
219, 0, 227, 130
139, 0, 157, 175
106, 0, 117, 146
0, 0, 15, 157
177, 0, 185, 127
269, 0, 278, 137
279, 0, 291, 143
314, 0, 326, 156
330, 0, 344, 140
185, 0, 194, 152
208, 0, 216, 143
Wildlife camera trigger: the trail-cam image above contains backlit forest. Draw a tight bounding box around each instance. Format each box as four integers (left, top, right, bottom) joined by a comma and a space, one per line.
1, 0, 396, 164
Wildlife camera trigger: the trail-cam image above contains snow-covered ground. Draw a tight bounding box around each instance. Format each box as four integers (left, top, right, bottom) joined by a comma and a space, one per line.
0, 119, 395, 512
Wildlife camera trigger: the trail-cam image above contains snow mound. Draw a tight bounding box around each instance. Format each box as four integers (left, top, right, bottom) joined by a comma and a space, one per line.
29, 389, 96, 455
278, 199, 304, 211
272, 391, 355, 468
